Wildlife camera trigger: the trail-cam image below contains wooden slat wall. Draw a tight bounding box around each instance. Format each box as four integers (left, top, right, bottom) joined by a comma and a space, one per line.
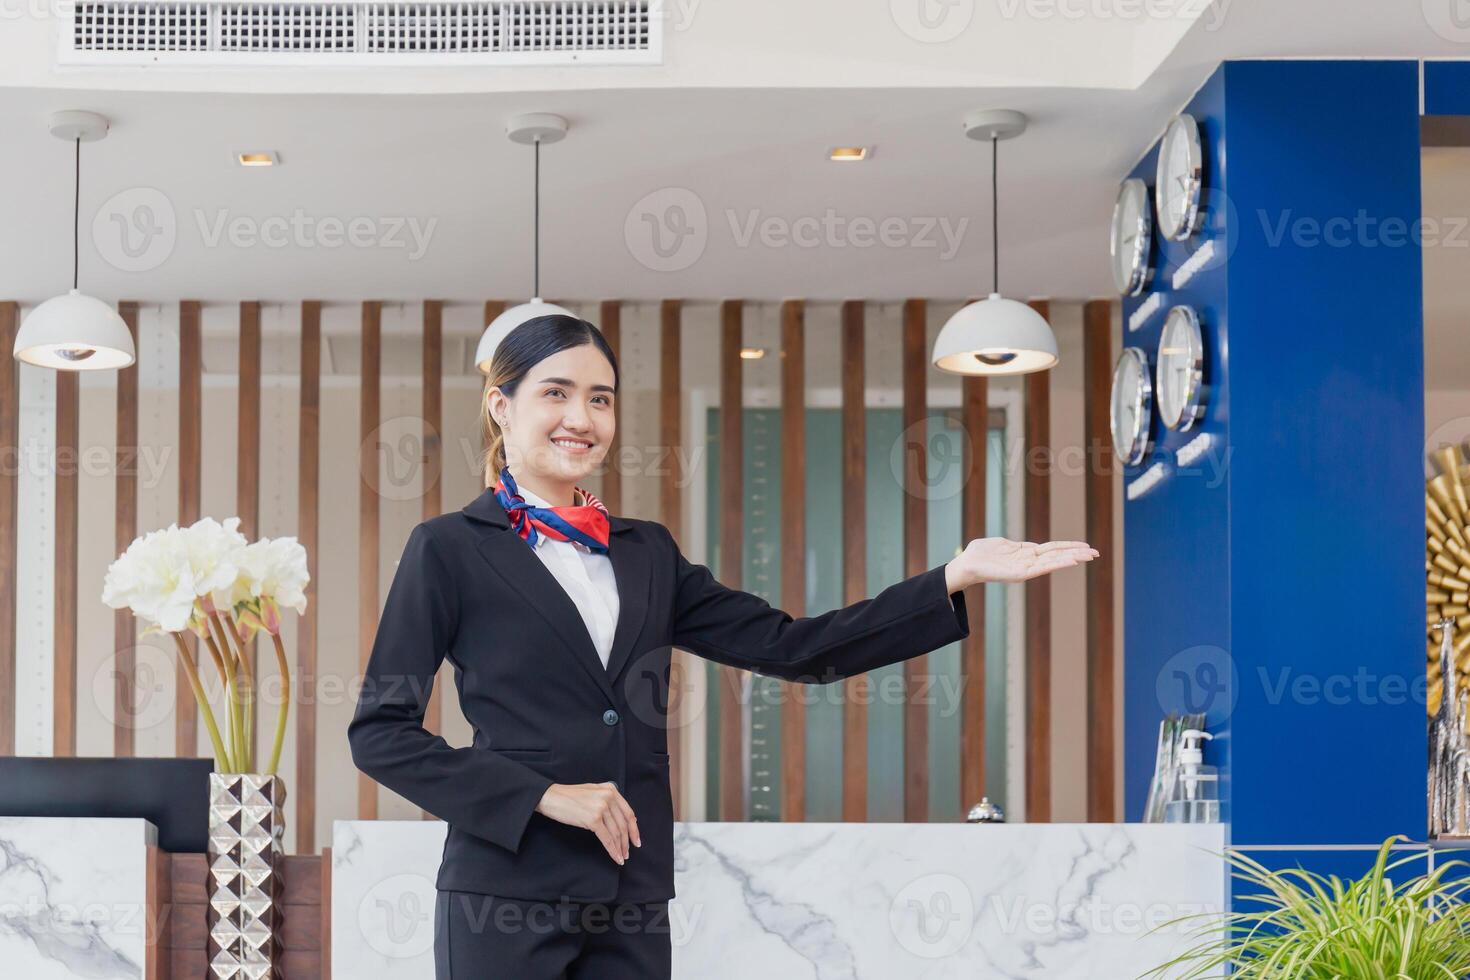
598, 301, 622, 516
960, 368, 989, 812
660, 301, 682, 539
901, 299, 928, 821
480, 302, 505, 483
54, 355, 78, 757
839, 301, 868, 821
297, 302, 321, 852
237, 302, 262, 760
177, 302, 201, 758
9, 298, 1118, 846
779, 300, 806, 821
114, 302, 140, 758
1083, 299, 1117, 821
420, 301, 444, 761
357, 301, 381, 819
718, 300, 745, 821
656, 300, 685, 818
0, 303, 17, 755
1024, 299, 1052, 823
482, 301, 505, 375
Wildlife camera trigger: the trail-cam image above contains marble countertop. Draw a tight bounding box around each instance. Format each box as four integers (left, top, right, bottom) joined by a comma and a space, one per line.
0, 817, 156, 980
333, 820, 1226, 978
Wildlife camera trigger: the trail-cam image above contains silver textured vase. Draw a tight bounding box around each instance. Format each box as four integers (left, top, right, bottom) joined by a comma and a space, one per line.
207, 773, 286, 979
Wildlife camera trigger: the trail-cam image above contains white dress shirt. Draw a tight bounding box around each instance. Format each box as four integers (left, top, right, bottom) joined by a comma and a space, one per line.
514, 483, 621, 669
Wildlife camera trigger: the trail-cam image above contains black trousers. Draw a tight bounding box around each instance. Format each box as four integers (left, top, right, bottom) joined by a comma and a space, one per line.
433, 889, 672, 979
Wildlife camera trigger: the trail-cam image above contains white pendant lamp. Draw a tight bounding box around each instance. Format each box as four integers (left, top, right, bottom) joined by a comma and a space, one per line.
932, 110, 1057, 376
14, 111, 135, 372
474, 113, 574, 373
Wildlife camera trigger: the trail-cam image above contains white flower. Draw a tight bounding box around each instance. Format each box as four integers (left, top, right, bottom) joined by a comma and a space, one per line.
105, 517, 308, 635
102, 516, 248, 633
101, 524, 194, 632
223, 536, 310, 615
186, 517, 249, 605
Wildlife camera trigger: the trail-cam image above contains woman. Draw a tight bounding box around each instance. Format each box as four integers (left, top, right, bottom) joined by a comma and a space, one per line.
348, 314, 1097, 979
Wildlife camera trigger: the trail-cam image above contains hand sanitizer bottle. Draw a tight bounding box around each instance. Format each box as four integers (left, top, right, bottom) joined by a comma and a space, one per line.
1163, 730, 1219, 824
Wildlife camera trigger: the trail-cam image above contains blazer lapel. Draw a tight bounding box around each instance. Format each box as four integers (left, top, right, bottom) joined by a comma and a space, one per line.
463, 486, 648, 701
473, 531, 614, 701
603, 533, 649, 689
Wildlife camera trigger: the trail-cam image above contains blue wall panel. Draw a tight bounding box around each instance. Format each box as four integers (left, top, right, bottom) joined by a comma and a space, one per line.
1122, 66, 1234, 823
1424, 60, 1470, 115
1224, 60, 1424, 845
1227, 846, 1433, 913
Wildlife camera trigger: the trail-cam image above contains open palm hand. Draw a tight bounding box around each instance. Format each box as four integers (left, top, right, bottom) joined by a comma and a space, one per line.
946, 537, 1099, 590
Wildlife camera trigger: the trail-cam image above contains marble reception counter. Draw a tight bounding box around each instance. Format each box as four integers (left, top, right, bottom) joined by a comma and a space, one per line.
0, 817, 155, 979
332, 820, 1226, 978
0, 815, 1225, 977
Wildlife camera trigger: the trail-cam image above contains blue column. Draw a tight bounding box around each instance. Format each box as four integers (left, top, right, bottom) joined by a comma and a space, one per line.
1122, 60, 1426, 846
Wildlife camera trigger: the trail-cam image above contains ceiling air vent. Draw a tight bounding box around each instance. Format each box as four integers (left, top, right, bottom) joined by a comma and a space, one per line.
61, 0, 660, 65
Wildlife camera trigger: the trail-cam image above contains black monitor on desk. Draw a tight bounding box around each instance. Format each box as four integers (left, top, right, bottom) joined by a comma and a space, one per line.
0, 757, 214, 853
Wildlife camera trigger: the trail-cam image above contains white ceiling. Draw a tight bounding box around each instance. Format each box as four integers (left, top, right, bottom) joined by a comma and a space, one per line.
0, 0, 1467, 307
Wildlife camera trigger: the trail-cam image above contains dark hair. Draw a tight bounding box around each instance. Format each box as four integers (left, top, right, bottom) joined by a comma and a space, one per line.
479, 314, 620, 487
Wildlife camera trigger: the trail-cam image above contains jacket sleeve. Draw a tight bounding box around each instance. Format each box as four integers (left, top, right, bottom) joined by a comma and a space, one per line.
662, 523, 971, 683
347, 523, 555, 854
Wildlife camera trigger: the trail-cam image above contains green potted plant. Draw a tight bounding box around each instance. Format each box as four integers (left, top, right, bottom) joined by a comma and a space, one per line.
1142, 835, 1470, 979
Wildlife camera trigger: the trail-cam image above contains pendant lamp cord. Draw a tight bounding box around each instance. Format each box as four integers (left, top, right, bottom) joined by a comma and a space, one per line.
991, 133, 998, 297
73, 136, 81, 291
533, 136, 541, 299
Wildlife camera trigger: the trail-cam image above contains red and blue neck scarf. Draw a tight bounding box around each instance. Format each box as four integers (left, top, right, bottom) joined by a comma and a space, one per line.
493, 467, 611, 554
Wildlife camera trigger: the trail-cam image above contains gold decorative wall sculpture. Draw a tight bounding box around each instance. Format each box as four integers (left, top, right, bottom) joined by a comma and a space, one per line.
1427, 445, 1470, 727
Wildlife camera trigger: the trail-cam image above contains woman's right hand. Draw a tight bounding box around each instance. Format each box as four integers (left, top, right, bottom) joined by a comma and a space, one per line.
945, 537, 1098, 590
535, 782, 641, 865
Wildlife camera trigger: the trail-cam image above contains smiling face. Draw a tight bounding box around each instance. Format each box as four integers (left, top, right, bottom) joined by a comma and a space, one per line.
486, 342, 617, 496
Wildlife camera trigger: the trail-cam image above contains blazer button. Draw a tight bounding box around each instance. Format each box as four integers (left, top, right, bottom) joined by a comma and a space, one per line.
602, 708, 620, 726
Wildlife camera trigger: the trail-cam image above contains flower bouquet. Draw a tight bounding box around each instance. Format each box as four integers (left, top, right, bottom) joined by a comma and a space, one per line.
102, 516, 308, 774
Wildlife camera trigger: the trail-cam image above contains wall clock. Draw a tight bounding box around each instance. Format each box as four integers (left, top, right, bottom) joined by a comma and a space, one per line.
1110, 177, 1153, 296
1155, 113, 1204, 241
1110, 347, 1153, 465
1155, 305, 1206, 431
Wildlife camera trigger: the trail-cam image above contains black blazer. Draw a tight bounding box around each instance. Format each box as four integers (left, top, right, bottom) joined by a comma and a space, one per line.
347, 486, 972, 903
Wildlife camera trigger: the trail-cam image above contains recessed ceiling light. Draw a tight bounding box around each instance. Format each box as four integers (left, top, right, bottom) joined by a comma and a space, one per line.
739, 347, 766, 360
829, 146, 869, 162
236, 151, 279, 167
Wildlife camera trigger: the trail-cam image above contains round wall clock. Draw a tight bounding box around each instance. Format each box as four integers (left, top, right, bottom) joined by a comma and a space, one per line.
1110, 177, 1153, 296
1110, 347, 1153, 465
1155, 113, 1204, 241
1156, 306, 1206, 431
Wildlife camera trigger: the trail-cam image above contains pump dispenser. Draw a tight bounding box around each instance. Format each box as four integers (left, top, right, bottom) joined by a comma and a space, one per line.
1163, 729, 1219, 824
